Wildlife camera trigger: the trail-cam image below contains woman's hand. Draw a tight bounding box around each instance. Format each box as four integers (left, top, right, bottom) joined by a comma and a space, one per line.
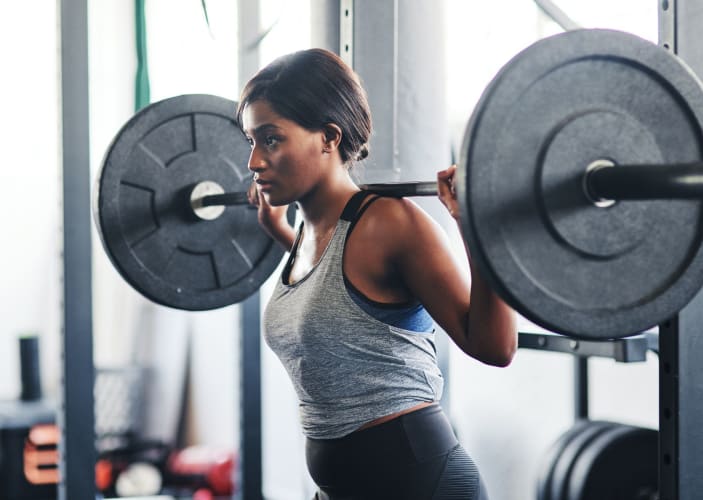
247, 181, 288, 229
437, 164, 460, 220
247, 182, 296, 250
435, 164, 517, 365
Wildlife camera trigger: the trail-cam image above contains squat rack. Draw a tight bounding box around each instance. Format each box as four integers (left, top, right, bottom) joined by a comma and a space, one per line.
58, 1, 703, 499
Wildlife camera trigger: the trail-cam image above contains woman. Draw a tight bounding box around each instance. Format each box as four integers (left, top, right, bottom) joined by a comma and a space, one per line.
239, 48, 516, 500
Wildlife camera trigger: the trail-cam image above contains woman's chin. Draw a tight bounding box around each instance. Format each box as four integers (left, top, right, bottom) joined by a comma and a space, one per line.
263, 192, 290, 207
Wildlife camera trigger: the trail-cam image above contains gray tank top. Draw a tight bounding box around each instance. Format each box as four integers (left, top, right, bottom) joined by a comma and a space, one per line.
263, 192, 444, 439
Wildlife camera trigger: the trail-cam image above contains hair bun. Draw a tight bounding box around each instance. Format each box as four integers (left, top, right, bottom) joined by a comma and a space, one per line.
355, 144, 369, 161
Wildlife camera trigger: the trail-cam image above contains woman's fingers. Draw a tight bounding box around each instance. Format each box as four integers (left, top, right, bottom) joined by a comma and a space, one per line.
247, 181, 260, 207
437, 164, 460, 220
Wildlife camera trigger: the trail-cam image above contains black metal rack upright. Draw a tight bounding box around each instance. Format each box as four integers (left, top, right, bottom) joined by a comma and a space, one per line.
658, 312, 703, 500
239, 294, 263, 500
658, 2, 703, 498
237, 2, 264, 498
59, 1, 95, 499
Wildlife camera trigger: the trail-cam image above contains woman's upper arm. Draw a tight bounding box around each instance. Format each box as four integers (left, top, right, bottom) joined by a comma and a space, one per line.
377, 199, 473, 350
381, 199, 516, 365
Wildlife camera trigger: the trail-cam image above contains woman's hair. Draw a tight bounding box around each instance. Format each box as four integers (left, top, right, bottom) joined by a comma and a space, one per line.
236, 48, 372, 164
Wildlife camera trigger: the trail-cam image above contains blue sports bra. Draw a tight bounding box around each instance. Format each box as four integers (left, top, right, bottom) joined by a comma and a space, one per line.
343, 192, 434, 332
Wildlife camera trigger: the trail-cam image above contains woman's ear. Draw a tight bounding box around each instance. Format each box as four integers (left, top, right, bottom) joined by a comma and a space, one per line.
321, 123, 343, 153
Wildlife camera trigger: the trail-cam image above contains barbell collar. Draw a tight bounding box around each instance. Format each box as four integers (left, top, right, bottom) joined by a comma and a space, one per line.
586, 162, 703, 203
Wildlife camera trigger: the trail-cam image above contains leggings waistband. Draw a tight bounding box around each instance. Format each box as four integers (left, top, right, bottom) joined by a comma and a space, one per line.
307, 403, 457, 463
306, 404, 481, 500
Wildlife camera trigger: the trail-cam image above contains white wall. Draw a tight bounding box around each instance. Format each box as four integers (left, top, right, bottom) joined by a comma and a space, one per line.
0, 3, 61, 400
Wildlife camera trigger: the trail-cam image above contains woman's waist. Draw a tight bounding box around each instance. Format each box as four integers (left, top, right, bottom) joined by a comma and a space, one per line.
306, 402, 459, 463
356, 401, 435, 431
300, 395, 439, 440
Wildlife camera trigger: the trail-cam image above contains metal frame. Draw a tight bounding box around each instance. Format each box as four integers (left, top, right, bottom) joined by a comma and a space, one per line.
517, 331, 655, 362
659, 309, 703, 500
573, 357, 589, 420
59, 1, 95, 498
658, 2, 703, 498
350, 0, 400, 178
533, 0, 582, 31
238, 294, 263, 500
659, 0, 676, 52
518, 332, 656, 422
237, 2, 263, 498
339, 0, 354, 67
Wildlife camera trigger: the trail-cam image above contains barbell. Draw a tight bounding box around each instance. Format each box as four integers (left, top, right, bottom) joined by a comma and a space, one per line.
93, 28, 703, 339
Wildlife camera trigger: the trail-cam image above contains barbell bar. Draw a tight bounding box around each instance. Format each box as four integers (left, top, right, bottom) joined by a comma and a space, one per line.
362, 163, 703, 203
94, 28, 703, 339
190, 162, 703, 221
188, 180, 441, 221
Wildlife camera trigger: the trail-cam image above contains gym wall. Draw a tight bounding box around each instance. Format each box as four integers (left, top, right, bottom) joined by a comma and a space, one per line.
0, 4, 62, 402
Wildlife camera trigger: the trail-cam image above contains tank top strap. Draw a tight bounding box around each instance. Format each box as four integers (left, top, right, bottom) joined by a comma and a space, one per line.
282, 191, 381, 284
281, 222, 304, 285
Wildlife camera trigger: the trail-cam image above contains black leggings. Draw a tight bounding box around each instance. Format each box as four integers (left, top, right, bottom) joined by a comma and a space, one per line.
306, 404, 489, 500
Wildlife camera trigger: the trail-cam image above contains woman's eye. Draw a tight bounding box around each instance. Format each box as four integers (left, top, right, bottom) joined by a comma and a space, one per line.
265, 136, 279, 147
245, 137, 254, 147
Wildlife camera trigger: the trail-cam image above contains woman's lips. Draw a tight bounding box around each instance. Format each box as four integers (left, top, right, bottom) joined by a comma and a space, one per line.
256, 179, 273, 192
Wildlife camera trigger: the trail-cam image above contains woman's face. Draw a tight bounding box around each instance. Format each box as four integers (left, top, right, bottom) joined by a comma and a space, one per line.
241, 99, 327, 206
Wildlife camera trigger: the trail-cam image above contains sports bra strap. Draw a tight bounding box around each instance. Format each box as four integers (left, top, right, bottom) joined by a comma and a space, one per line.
340, 190, 373, 221
283, 190, 381, 283
343, 191, 382, 238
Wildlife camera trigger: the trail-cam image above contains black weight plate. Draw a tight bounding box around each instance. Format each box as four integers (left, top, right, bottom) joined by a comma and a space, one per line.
567, 424, 658, 500
536, 419, 620, 500
536, 419, 594, 500
548, 421, 619, 500
536, 420, 592, 500
457, 29, 703, 339
94, 94, 295, 310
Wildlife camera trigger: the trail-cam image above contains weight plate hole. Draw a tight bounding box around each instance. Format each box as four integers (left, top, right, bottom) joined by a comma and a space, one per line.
584, 159, 617, 208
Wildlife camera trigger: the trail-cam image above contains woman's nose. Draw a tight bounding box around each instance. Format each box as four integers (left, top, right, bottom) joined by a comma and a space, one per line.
248, 146, 265, 172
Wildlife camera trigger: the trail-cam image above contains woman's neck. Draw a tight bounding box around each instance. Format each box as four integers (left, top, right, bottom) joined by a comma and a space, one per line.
298, 171, 359, 231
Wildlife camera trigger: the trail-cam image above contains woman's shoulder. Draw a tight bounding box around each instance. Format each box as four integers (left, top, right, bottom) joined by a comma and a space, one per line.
354, 195, 441, 244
